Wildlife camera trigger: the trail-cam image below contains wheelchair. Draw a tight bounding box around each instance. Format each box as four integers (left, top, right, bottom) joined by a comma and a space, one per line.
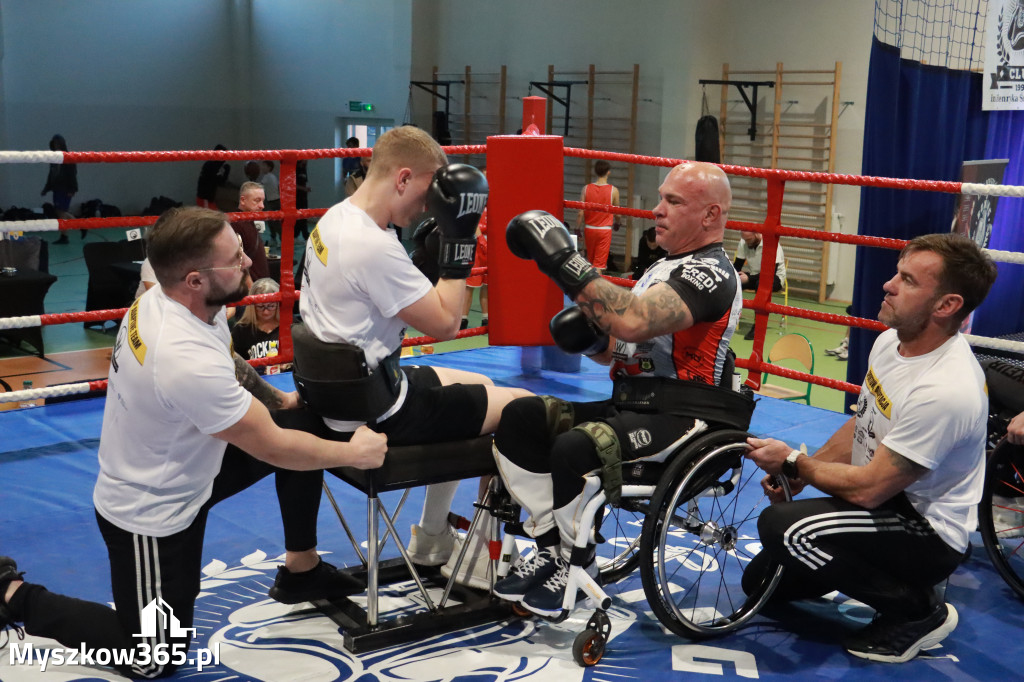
978, 358, 1024, 601
512, 421, 793, 666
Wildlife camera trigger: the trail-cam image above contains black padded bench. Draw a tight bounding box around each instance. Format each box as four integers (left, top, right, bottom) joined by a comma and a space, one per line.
316, 436, 513, 653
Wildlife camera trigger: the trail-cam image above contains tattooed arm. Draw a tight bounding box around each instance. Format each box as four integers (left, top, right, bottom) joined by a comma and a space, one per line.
233, 352, 301, 410
575, 278, 694, 344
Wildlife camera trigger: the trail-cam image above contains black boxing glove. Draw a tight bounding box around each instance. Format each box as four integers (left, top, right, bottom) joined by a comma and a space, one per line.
550, 306, 609, 357
506, 209, 601, 300
426, 163, 488, 279
409, 214, 441, 285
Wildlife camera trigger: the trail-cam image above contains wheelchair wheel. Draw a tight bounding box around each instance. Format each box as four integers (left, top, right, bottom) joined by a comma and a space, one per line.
979, 439, 1024, 600
639, 429, 788, 638
596, 499, 645, 584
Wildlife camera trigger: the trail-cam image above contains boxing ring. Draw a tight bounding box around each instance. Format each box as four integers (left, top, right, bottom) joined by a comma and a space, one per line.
2, 115, 1024, 678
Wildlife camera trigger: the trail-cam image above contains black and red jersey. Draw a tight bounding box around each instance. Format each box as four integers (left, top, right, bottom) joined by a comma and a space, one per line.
610, 243, 740, 386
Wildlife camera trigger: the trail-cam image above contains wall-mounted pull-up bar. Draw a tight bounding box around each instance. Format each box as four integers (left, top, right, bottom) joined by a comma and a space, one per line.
699, 79, 775, 140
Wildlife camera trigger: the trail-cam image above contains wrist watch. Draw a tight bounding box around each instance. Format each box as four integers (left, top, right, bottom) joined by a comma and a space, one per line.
782, 450, 802, 479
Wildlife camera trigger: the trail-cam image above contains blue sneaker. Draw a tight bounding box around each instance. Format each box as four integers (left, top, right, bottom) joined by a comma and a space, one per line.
521, 556, 598, 618
492, 547, 559, 602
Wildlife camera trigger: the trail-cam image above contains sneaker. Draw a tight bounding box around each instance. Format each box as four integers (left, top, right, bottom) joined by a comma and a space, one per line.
521, 555, 599, 618
460, 318, 469, 331
844, 603, 958, 663
268, 558, 363, 605
837, 346, 848, 361
492, 547, 560, 602
825, 338, 849, 357
0, 557, 26, 645
743, 326, 755, 341
406, 523, 456, 566
441, 526, 520, 591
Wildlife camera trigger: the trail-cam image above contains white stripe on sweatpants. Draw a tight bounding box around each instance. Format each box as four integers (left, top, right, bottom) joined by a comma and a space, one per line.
132, 534, 166, 677
782, 510, 904, 571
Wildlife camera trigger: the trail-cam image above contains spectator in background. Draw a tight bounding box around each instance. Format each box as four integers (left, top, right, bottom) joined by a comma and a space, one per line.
631, 226, 667, 280
342, 136, 362, 179
733, 229, 787, 339
260, 161, 281, 246
42, 134, 78, 244
231, 278, 288, 375
295, 159, 311, 240
196, 144, 230, 209
244, 161, 261, 182
575, 160, 619, 273
345, 156, 370, 197
231, 182, 270, 284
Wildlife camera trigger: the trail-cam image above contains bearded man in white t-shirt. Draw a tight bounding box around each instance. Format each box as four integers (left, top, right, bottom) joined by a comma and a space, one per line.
744, 232, 998, 664
0, 207, 387, 679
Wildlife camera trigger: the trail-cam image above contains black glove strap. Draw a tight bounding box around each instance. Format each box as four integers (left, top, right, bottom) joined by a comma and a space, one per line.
555, 251, 601, 299
438, 236, 477, 279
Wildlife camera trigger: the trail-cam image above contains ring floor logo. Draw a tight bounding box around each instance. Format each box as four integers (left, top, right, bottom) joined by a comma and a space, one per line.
1, 545, 650, 681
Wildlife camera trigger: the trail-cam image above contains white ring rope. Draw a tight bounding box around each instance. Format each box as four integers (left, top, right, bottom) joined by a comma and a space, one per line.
1, 382, 96, 404
964, 334, 1024, 354
0, 151, 65, 164
0, 219, 60, 233
0, 315, 43, 331
961, 182, 1024, 198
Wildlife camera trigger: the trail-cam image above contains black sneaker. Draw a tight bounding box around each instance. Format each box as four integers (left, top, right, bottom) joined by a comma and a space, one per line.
0, 557, 26, 646
844, 603, 958, 663
268, 558, 364, 605
521, 556, 598, 618
492, 547, 559, 602
743, 326, 755, 341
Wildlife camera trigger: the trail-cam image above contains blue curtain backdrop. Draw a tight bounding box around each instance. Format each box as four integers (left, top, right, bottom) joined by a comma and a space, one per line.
971, 111, 1024, 336
850, 37, 999, 385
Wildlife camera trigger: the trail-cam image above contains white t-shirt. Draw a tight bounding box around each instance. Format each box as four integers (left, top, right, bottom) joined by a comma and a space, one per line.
299, 200, 432, 430
94, 288, 252, 536
261, 171, 280, 202
134, 258, 156, 299
736, 238, 786, 280
852, 329, 987, 552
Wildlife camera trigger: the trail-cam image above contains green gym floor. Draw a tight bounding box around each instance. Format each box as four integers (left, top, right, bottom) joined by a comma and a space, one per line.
1, 229, 855, 416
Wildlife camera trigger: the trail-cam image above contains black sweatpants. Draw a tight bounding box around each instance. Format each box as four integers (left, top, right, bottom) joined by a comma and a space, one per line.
746, 493, 965, 619
7, 424, 322, 679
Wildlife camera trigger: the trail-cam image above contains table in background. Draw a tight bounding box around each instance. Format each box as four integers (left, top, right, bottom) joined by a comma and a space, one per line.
0, 268, 58, 356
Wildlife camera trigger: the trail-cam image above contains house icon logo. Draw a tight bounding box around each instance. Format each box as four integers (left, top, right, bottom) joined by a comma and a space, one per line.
134, 598, 197, 639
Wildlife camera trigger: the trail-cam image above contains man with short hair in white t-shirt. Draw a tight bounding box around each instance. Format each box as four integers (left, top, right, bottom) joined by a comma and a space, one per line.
744, 232, 998, 663
299, 126, 531, 582
0, 206, 387, 679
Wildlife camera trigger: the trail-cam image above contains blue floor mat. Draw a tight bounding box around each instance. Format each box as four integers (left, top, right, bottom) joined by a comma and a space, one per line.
1, 346, 1021, 680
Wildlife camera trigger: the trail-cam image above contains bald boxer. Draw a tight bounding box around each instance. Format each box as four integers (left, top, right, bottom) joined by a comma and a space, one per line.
0, 207, 386, 679
494, 162, 749, 616
297, 126, 531, 585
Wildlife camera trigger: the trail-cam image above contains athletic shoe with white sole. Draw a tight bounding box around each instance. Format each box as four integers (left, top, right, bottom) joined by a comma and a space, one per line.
844, 602, 958, 663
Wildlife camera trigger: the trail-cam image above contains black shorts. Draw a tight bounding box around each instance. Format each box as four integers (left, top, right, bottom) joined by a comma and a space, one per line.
372, 365, 488, 445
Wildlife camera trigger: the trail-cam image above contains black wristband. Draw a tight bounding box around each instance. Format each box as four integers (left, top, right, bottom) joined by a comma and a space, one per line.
555, 251, 602, 299
438, 236, 477, 279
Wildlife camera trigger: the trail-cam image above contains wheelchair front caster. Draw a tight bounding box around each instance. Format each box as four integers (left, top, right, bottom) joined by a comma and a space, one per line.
573, 629, 605, 666
511, 602, 532, 618
573, 610, 611, 667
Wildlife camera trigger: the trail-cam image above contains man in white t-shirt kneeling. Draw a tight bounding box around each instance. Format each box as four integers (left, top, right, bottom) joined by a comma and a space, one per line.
0, 207, 387, 679
743, 233, 998, 663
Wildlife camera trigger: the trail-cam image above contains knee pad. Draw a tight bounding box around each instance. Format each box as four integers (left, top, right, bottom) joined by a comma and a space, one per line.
494, 395, 575, 473
571, 421, 623, 504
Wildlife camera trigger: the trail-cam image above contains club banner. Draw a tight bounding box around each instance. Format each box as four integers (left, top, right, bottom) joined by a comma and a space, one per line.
984, 0, 1024, 109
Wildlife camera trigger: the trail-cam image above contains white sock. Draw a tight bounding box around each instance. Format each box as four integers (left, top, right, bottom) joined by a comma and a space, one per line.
418, 481, 459, 534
